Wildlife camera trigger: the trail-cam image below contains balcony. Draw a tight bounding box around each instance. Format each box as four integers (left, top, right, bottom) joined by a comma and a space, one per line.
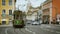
1, 14, 6, 19
1, 14, 12, 19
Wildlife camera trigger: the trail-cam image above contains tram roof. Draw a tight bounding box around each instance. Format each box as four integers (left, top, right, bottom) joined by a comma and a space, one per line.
13, 10, 22, 15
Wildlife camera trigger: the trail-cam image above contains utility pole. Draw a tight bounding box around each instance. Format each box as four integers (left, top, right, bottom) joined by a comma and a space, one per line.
37, 11, 38, 22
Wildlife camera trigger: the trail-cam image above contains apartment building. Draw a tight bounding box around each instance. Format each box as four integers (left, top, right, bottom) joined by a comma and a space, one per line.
0, 0, 15, 25
42, 0, 52, 24
52, 0, 60, 24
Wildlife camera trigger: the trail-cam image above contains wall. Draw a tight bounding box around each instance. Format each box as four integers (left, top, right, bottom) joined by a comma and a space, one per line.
0, 0, 15, 24
52, 0, 60, 20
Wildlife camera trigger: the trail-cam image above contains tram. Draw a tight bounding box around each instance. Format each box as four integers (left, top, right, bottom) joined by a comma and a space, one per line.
13, 10, 25, 28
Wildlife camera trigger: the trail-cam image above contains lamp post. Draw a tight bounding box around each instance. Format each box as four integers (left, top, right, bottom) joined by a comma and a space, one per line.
37, 11, 38, 22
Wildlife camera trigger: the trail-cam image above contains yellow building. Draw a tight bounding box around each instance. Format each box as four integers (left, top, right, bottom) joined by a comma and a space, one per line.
0, 0, 15, 25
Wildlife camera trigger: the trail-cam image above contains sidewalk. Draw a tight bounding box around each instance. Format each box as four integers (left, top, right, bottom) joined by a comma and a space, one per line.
0, 23, 13, 27
41, 24, 60, 27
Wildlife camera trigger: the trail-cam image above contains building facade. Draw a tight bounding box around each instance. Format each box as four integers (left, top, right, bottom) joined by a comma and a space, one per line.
41, 0, 60, 24
42, 0, 52, 24
0, 0, 15, 25
26, 6, 39, 21
52, 0, 60, 24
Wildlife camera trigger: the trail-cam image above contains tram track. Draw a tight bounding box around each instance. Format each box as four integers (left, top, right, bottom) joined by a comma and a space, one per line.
13, 28, 32, 34
13, 28, 27, 34
5, 28, 27, 34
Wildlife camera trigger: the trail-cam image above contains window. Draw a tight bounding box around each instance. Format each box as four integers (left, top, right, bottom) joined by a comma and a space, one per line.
9, 0, 12, 5
9, 10, 12, 15
14, 14, 15, 19
2, 0, 5, 5
2, 9, 6, 19
2, 9, 6, 15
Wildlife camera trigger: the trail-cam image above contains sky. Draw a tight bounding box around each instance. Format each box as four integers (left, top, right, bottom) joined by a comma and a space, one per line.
16, 0, 46, 12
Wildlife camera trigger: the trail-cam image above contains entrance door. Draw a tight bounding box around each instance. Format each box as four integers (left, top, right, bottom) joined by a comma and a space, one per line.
2, 21, 6, 25
43, 15, 49, 24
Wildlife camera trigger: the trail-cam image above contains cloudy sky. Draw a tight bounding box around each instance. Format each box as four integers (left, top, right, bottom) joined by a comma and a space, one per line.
16, 0, 46, 12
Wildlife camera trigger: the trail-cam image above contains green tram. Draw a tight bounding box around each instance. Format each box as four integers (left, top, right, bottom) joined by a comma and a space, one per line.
13, 10, 25, 28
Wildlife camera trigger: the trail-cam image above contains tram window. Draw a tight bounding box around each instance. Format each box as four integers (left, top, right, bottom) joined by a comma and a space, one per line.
16, 15, 19, 19
14, 15, 15, 19
17, 15, 19, 17
16, 17, 18, 19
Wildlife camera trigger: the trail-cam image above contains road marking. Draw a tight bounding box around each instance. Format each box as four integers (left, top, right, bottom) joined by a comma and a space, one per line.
5, 28, 9, 34
25, 28, 32, 32
14, 28, 21, 34
5, 28, 20, 34
40, 27, 60, 34
53, 25, 60, 26
25, 26, 40, 27
50, 30, 54, 32
33, 32, 35, 34
5, 28, 15, 34
56, 31, 60, 33
45, 29, 54, 32
25, 28, 36, 34
46, 29, 50, 31
45, 29, 60, 33
46, 26, 51, 28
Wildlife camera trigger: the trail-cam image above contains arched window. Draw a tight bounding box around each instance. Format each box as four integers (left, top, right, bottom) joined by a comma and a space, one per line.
9, 10, 12, 15
2, 9, 6, 15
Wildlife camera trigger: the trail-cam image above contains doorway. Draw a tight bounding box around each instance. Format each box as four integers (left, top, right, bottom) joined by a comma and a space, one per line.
2, 21, 6, 25
43, 15, 50, 24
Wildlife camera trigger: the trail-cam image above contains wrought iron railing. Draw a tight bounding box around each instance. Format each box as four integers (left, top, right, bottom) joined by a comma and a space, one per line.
1, 14, 12, 19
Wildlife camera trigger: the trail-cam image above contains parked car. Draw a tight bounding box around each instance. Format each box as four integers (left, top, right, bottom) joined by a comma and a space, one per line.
32, 21, 40, 25
26, 20, 32, 24
56, 19, 60, 24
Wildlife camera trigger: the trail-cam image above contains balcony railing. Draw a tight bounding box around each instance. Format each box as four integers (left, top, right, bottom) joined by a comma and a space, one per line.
1, 14, 12, 19
1, 14, 6, 19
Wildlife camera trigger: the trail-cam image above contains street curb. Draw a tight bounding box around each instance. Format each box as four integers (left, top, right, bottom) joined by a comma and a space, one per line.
0, 25, 13, 27
41, 24, 60, 26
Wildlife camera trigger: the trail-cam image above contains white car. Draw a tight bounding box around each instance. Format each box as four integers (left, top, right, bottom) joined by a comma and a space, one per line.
57, 19, 60, 24
57, 15, 60, 24
32, 21, 40, 25
40, 20, 42, 24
